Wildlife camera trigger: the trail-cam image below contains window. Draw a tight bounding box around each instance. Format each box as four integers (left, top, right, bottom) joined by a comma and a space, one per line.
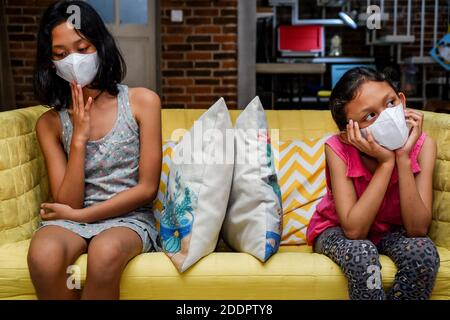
86, 0, 148, 25
86, 0, 114, 24
120, 0, 148, 25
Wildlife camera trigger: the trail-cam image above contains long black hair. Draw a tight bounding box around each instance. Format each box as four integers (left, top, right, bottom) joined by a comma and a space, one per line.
34, 0, 126, 110
329, 67, 399, 131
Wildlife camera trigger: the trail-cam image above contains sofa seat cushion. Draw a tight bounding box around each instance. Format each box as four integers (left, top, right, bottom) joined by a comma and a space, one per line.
0, 241, 449, 300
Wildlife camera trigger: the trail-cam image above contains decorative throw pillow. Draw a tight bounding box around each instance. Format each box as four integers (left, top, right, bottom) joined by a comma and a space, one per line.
272, 136, 331, 245
159, 98, 234, 272
222, 97, 283, 262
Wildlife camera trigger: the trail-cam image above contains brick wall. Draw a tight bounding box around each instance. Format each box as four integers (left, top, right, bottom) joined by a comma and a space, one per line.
3, 0, 448, 109
4, 0, 238, 109
160, 0, 238, 109
5, 0, 55, 108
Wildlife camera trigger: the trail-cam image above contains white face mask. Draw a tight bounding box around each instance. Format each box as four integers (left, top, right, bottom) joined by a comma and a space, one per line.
439, 46, 450, 62
53, 52, 99, 87
360, 103, 409, 150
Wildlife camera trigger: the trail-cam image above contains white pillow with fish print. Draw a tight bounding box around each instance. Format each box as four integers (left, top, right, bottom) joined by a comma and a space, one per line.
222, 97, 283, 262
159, 98, 234, 273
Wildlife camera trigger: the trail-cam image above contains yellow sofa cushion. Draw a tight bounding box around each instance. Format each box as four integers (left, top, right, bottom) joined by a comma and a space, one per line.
0, 106, 50, 246
0, 240, 448, 300
422, 111, 450, 249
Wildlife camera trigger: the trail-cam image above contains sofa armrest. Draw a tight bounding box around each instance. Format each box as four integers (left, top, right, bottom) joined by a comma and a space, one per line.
423, 111, 450, 250
0, 106, 50, 246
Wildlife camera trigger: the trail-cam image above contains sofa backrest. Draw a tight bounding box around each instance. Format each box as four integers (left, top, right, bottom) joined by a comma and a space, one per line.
421, 111, 450, 249
162, 109, 338, 141
0, 106, 449, 249
0, 106, 50, 245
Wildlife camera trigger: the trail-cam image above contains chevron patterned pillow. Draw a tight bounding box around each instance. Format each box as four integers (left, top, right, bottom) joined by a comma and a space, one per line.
272, 135, 332, 245
153, 141, 177, 229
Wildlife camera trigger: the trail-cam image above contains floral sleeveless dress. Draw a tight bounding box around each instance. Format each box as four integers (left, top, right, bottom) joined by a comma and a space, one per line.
39, 84, 161, 253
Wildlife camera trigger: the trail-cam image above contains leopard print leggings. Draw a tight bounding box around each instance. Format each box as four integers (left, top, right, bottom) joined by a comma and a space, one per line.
314, 227, 440, 300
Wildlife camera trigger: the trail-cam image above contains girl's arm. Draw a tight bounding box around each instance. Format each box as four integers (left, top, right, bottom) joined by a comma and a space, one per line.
36, 112, 86, 210
36, 84, 93, 209
396, 137, 436, 237
395, 109, 434, 237
326, 144, 395, 240
330, 120, 397, 239
41, 88, 162, 223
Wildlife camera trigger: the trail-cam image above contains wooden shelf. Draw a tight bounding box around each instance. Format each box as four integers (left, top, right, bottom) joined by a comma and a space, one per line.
256, 63, 326, 74
257, 7, 274, 19
402, 56, 436, 65
372, 35, 415, 45
277, 57, 375, 64
312, 57, 375, 63
407, 97, 426, 102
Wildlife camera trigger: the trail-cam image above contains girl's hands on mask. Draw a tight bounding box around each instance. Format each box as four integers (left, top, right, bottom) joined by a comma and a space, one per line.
395, 109, 423, 160
70, 81, 93, 145
346, 119, 395, 164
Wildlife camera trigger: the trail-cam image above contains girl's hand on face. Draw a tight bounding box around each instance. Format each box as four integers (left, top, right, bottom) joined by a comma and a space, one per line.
40, 203, 85, 223
70, 81, 93, 144
347, 120, 395, 164
395, 109, 424, 160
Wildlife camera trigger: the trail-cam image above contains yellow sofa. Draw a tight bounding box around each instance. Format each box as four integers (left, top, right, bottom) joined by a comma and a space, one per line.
0, 106, 449, 300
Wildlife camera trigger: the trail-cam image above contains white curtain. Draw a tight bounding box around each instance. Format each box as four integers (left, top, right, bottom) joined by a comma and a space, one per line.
0, 0, 16, 111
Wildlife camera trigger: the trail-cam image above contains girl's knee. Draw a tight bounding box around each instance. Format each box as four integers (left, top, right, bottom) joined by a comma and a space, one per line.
27, 241, 66, 277
396, 237, 440, 280
421, 239, 440, 267
347, 240, 379, 261
341, 240, 384, 299
403, 237, 438, 259
87, 241, 128, 277
342, 240, 380, 274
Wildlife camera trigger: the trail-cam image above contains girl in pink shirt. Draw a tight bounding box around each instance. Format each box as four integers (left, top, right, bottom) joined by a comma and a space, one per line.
306, 67, 439, 300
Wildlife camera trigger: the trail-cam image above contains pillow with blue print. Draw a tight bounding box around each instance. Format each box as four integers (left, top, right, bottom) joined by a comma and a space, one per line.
222, 96, 283, 262
158, 98, 234, 272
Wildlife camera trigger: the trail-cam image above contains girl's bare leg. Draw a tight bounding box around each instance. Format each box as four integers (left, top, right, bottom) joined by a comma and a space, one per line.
81, 227, 142, 300
28, 225, 88, 300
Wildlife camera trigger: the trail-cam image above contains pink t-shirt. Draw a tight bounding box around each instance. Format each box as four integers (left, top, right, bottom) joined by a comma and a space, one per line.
306, 133, 427, 246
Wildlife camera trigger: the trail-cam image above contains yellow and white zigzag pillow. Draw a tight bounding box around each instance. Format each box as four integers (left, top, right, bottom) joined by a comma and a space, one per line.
153, 141, 177, 228
272, 135, 331, 245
